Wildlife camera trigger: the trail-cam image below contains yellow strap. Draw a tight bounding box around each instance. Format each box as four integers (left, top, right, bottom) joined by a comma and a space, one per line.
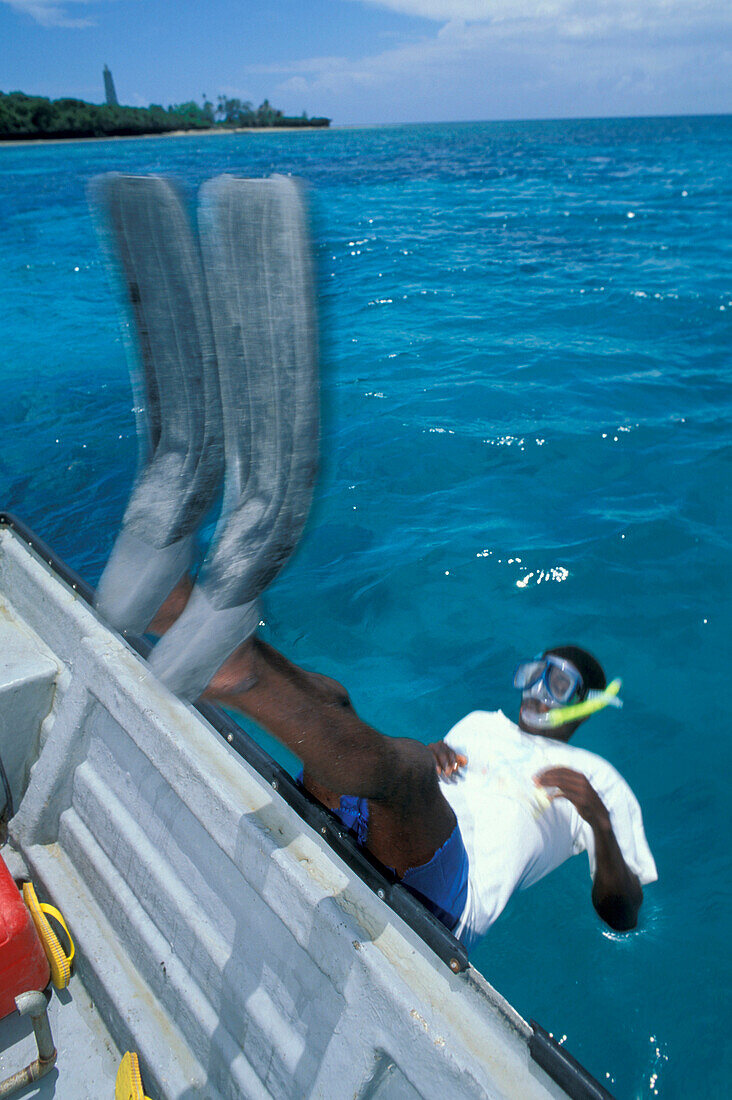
39, 903, 75, 966
21, 882, 75, 989
115, 1051, 152, 1100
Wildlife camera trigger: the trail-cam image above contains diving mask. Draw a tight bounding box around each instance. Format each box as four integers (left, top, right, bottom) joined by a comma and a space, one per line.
514, 655, 583, 705
515, 655, 623, 730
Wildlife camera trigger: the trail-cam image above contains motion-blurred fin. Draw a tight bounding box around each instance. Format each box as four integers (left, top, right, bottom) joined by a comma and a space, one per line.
150, 175, 318, 699
90, 174, 224, 634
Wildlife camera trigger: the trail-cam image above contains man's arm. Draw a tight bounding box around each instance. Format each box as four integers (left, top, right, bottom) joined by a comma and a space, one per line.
536, 767, 643, 931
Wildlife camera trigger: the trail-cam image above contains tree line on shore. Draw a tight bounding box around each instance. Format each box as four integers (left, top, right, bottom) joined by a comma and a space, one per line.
0, 92, 330, 141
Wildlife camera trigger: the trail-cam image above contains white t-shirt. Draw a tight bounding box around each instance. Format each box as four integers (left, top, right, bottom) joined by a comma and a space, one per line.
441, 710, 657, 949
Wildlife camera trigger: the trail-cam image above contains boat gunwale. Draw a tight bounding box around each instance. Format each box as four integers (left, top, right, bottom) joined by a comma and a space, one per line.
0, 510, 470, 975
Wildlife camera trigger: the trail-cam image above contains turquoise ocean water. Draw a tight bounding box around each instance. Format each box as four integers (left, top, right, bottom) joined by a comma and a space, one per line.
1, 117, 730, 1096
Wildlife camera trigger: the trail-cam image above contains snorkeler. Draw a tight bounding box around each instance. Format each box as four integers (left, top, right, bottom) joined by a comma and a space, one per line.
189, 627, 657, 946
95, 172, 656, 949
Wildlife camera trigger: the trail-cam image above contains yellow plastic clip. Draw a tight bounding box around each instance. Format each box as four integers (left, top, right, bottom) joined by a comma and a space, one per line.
22, 881, 75, 990
115, 1051, 152, 1100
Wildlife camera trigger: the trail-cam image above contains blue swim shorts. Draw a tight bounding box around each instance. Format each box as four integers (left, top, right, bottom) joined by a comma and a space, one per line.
399, 821, 469, 933
298, 773, 468, 933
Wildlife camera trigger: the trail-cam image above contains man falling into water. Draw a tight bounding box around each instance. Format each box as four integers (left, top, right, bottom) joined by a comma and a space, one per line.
154, 581, 657, 949
96, 171, 656, 952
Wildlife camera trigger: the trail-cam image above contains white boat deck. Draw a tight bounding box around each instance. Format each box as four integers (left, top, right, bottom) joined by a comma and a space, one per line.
0, 519, 606, 1099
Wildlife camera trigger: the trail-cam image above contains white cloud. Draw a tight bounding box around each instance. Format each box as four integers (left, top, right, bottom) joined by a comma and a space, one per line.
264, 1, 730, 121
2, 0, 106, 28
256, 0, 730, 95
348, 0, 725, 27
347, 0, 559, 19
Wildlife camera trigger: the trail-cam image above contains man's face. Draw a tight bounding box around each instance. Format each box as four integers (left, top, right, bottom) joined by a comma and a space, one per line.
516, 655, 583, 739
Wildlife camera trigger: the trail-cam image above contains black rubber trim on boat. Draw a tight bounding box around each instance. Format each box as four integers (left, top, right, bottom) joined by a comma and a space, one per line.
0, 511, 469, 975
529, 1021, 616, 1100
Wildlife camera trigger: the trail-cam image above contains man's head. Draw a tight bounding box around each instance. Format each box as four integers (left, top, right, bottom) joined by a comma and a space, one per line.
517, 644, 606, 741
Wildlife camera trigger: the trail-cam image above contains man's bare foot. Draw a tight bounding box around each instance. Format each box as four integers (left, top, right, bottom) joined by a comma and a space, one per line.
147, 574, 194, 636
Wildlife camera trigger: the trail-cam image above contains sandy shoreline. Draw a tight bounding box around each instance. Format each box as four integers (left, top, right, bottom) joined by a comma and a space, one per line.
0, 126, 332, 149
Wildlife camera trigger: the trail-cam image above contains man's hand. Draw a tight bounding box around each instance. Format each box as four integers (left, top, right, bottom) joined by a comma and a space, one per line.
535, 767, 610, 830
535, 767, 643, 931
428, 741, 467, 778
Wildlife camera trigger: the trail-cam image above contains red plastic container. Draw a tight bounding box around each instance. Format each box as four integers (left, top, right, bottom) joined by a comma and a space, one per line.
0, 853, 50, 1018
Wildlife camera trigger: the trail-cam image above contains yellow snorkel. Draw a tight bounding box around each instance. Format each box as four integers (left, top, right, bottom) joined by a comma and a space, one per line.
540, 678, 623, 728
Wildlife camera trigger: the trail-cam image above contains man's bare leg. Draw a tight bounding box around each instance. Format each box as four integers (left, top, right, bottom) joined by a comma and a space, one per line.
147, 573, 193, 636
203, 638, 456, 874
149, 576, 456, 874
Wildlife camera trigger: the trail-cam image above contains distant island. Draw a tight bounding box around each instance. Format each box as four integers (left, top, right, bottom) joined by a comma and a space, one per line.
0, 91, 330, 142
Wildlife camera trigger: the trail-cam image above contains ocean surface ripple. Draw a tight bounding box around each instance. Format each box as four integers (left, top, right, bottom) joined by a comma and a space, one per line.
1, 116, 730, 1098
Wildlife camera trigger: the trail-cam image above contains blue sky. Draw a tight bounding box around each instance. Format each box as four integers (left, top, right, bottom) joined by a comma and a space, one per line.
2, 0, 730, 124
